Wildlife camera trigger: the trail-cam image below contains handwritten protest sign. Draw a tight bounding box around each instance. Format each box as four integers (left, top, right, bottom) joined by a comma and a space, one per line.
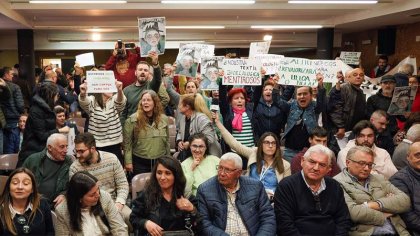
76, 52, 95, 67
249, 41, 271, 58
200, 44, 215, 59
388, 86, 418, 115
200, 56, 224, 90
311, 59, 340, 83
222, 59, 262, 86
339, 51, 361, 65
138, 17, 166, 57
86, 71, 117, 93
251, 54, 284, 75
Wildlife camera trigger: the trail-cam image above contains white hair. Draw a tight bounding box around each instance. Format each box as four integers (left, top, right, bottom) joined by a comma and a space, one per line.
303, 144, 334, 165
407, 124, 420, 141
46, 133, 67, 147
220, 152, 242, 169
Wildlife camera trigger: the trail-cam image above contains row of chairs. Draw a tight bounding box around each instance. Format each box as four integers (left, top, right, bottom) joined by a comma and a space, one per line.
0, 153, 19, 195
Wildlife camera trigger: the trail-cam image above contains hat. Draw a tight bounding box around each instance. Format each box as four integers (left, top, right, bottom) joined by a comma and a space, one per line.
380, 75, 396, 83
143, 21, 163, 33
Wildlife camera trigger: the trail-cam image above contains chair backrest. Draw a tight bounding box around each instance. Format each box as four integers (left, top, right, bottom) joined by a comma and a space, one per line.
0, 175, 9, 197
131, 173, 151, 200
0, 154, 19, 171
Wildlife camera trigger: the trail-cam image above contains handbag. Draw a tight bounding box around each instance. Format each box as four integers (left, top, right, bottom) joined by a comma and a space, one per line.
160, 213, 195, 236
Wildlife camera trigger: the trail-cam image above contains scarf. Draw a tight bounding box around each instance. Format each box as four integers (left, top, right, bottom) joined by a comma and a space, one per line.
232, 107, 246, 132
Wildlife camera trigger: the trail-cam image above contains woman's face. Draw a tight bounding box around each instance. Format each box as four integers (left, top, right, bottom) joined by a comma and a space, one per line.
396, 96, 410, 109
231, 92, 245, 109
81, 183, 100, 208
178, 101, 189, 115
262, 135, 277, 157
409, 77, 419, 87
141, 93, 155, 115
206, 67, 218, 81
56, 112, 66, 127
262, 85, 273, 102
145, 29, 160, 47
185, 81, 198, 94
190, 138, 207, 159
181, 55, 193, 70
156, 164, 175, 192
9, 172, 33, 201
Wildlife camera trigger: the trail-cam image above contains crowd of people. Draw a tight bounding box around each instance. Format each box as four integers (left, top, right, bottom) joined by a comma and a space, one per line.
0, 44, 419, 236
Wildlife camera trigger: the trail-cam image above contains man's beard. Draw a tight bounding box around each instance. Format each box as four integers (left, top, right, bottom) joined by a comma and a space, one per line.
356, 140, 374, 148
82, 151, 94, 166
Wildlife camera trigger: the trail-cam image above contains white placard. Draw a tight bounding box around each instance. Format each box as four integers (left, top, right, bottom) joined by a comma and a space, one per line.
86, 71, 117, 93
222, 59, 262, 86
339, 51, 361, 65
251, 54, 284, 75
75, 52, 95, 67
200, 56, 224, 90
200, 44, 215, 59
249, 41, 271, 58
138, 17, 166, 57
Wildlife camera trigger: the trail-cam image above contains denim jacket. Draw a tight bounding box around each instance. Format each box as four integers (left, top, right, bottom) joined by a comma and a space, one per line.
283, 100, 318, 138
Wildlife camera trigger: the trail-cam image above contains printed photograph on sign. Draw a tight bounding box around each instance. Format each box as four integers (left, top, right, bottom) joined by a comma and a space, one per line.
138, 17, 166, 57
221, 58, 262, 86
200, 56, 224, 90
388, 86, 417, 115
175, 44, 199, 78
249, 41, 271, 58
86, 71, 117, 93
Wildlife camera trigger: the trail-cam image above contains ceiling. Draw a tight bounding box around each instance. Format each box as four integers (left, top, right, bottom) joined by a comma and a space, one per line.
0, 0, 419, 51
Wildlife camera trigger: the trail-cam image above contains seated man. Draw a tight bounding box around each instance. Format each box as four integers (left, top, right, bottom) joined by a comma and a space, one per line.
291, 126, 340, 176
23, 133, 73, 208
390, 141, 420, 235
334, 146, 411, 236
70, 132, 131, 223
197, 152, 276, 236
274, 145, 351, 235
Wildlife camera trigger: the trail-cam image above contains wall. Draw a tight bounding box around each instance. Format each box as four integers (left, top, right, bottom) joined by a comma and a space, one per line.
341, 21, 420, 73
0, 50, 19, 67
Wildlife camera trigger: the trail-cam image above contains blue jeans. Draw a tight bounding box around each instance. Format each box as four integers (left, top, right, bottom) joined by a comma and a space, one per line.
3, 127, 20, 154
283, 147, 300, 163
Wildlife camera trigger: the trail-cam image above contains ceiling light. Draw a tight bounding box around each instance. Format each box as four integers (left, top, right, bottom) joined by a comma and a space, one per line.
251, 25, 323, 29
288, 0, 377, 4
30, 0, 127, 3
166, 26, 225, 29
162, 0, 255, 4
91, 33, 101, 41
263, 35, 272, 41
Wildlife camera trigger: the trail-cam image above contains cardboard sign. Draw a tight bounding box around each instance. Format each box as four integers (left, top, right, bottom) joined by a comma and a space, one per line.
175, 44, 200, 77
138, 17, 166, 57
339, 51, 361, 65
388, 86, 418, 115
75, 52, 95, 67
251, 54, 284, 75
249, 41, 271, 58
200, 56, 224, 90
222, 59, 262, 86
86, 71, 117, 93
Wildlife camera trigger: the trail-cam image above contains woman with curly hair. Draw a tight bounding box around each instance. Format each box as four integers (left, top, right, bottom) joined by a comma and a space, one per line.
123, 90, 170, 175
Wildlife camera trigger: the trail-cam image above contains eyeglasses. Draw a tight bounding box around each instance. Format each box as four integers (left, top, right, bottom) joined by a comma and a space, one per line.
216, 165, 238, 174
146, 33, 160, 40
191, 144, 206, 150
262, 140, 276, 146
348, 159, 376, 169
75, 148, 89, 155
16, 215, 31, 234
313, 194, 322, 212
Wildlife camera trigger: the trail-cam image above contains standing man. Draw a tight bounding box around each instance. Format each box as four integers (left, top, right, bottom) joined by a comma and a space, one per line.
390, 141, 420, 235
0, 67, 24, 154
0, 76, 11, 154
197, 152, 276, 236
274, 145, 351, 235
335, 146, 411, 236
370, 55, 391, 78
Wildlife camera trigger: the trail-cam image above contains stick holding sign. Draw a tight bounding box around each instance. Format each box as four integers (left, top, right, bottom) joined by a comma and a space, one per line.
221, 59, 262, 86
138, 17, 166, 57
86, 71, 118, 93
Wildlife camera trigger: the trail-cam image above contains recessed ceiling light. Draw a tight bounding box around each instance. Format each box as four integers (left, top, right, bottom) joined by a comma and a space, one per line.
30, 0, 127, 3
166, 26, 225, 29
288, 0, 377, 4
251, 25, 323, 29
162, 0, 255, 4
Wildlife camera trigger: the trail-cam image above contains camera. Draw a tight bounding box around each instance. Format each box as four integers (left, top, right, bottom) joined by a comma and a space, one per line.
116, 39, 127, 61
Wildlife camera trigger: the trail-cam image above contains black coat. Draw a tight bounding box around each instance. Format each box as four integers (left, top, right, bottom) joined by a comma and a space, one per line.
18, 95, 58, 167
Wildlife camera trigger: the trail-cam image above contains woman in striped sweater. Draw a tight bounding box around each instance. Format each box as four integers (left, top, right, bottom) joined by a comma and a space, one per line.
78, 79, 126, 164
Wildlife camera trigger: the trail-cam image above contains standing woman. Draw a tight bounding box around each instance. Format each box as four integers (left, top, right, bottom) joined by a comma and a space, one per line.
123, 90, 170, 175
18, 83, 69, 166
54, 171, 127, 235
79, 79, 126, 164
0, 168, 54, 235
130, 157, 199, 236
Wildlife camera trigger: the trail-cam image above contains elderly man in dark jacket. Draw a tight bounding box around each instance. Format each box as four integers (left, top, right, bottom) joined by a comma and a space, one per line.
390, 141, 420, 236
197, 152, 276, 236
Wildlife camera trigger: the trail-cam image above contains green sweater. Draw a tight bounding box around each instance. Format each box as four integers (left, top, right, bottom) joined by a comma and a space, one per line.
181, 155, 220, 196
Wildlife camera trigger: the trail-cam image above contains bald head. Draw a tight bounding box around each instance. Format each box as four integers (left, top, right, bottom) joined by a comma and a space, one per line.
407, 141, 420, 171
347, 68, 365, 87
45, 70, 58, 83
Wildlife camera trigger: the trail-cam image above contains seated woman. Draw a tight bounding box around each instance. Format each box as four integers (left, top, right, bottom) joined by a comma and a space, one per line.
213, 112, 291, 197
123, 90, 170, 175
55, 171, 128, 235
0, 167, 54, 235
130, 156, 199, 236
181, 133, 220, 196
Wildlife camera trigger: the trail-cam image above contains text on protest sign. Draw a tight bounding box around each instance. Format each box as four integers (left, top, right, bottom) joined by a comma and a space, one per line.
251, 54, 284, 75
339, 51, 361, 65
222, 59, 262, 86
249, 41, 271, 58
86, 71, 117, 93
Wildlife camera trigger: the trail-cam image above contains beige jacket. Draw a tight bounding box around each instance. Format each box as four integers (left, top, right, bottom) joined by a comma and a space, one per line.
219, 121, 291, 181
55, 190, 128, 236
334, 171, 411, 236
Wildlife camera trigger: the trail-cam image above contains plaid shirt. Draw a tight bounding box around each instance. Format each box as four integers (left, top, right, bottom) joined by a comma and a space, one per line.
225, 182, 250, 236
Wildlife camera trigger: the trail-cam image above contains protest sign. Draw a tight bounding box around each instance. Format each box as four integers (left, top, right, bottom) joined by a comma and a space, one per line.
138, 17, 166, 57
75, 52, 95, 67
249, 41, 271, 58
388, 86, 418, 115
339, 51, 361, 65
86, 71, 117, 93
175, 44, 199, 77
200, 56, 224, 90
200, 44, 215, 59
222, 59, 262, 86
251, 54, 284, 75
311, 59, 340, 83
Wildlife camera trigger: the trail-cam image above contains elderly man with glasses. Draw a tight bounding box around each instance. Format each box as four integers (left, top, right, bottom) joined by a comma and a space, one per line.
334, 146, 411, 236
197, 152, 276, 236
274, 144, 351, 236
